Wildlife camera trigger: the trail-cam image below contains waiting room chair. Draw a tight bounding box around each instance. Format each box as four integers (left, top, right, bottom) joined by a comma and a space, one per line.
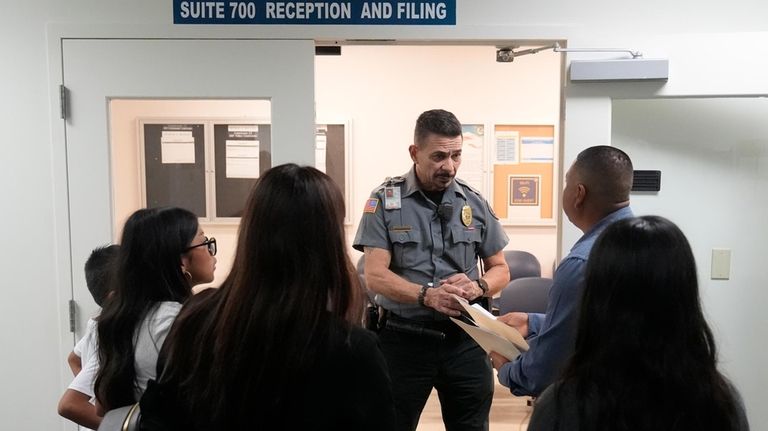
503, 250, 541, 281
498, 277, 553, 315
98, 403, 140, 431
492, 250, 542, 313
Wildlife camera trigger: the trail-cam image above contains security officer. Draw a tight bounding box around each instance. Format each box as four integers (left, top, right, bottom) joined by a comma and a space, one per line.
353, 109, 509, 431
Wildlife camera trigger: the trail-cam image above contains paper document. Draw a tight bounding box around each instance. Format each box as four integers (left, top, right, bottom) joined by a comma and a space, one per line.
450, 294, 529, 360
450, 318, 522, 361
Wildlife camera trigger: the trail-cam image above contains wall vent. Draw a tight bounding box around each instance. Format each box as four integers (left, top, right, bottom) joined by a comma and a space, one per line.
632, 170, 661, 192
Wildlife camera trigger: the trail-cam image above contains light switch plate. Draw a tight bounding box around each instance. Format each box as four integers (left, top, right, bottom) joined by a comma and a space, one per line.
711, 248, 731, 280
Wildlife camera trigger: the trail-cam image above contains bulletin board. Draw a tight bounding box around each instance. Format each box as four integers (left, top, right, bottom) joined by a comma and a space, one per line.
141, 123, 207, 217
492, 125, 555, 223
213, 123, 271, 218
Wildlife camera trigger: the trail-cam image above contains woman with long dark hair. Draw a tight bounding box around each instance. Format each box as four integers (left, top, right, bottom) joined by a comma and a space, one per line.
140, 164, 395, 430
94, 207, 216, 413
528, 215, 749, 431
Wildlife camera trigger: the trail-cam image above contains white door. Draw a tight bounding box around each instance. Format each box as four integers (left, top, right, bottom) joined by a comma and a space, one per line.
62, 39, 315, 339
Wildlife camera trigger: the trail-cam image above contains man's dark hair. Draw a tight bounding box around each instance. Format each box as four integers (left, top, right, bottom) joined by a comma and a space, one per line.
413, 109, 462, 147
572, 145, 633, 209
84, 244, 120, 307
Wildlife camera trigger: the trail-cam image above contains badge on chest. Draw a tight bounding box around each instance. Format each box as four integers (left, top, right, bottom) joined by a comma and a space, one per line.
461, 204, 472, 226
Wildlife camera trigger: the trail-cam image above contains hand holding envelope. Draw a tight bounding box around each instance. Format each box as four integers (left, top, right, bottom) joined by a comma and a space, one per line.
449, 294, 528, 361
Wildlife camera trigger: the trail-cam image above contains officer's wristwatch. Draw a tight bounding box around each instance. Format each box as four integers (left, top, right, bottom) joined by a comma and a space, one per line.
476, 278, 489, 297
418, 282, 433, 307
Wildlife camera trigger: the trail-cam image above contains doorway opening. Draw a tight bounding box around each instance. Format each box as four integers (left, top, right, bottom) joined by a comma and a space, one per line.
315, 42, 565, 430
315, 42, 565, 276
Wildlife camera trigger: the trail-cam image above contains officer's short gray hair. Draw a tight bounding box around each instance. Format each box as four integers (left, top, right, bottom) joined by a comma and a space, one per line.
414, 109, 462, 147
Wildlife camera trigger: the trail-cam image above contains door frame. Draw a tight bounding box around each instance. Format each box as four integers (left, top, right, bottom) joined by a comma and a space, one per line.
47, 30, 316, 398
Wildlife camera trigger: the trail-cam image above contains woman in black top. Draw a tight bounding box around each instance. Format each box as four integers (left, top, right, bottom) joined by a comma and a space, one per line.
140, 164, 395, 430
529, 216, 749, 431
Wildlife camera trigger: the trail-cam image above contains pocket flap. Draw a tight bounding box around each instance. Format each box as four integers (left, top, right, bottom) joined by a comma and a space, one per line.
451, 226, 482, 244
388, 229, 421, 244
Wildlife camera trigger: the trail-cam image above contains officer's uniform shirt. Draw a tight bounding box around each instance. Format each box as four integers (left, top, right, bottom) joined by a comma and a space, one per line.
353, 166, 508, 321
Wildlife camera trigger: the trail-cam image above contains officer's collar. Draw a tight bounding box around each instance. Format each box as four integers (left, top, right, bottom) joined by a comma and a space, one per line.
404, 166, 467, 201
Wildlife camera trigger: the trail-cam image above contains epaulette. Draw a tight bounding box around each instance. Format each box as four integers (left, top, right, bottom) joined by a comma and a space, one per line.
454, 177, 482, 197
376, 175, 406, 190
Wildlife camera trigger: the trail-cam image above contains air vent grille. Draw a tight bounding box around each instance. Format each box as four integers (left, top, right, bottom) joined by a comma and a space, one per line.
632, 170, 661, 192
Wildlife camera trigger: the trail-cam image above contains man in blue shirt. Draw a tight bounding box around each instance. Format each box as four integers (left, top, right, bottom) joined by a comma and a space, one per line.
490, 145, 634, 396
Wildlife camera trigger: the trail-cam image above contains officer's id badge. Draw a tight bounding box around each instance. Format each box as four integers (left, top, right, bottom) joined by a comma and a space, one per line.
461, 204, 472, 226
363, 198, 379, 214
384, 186, 401, 210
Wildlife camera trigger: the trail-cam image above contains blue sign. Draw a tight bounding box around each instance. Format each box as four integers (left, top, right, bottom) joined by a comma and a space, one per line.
173, 0, 456, 25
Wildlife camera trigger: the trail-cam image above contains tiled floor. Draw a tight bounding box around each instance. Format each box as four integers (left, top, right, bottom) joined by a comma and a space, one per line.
416, 372, 532, 431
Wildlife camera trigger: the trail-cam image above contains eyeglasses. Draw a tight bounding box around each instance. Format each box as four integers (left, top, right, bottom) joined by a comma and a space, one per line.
185, 236, 217, 256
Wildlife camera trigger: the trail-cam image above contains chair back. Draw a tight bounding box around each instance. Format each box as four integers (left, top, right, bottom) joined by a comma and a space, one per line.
97, 403, 141, 431
498, 277, 553, 315
503, 250, 541, 281
356, 254, 365, 277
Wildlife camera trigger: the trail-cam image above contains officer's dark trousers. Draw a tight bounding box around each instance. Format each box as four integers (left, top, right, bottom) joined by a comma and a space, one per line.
379, 316, 494, 431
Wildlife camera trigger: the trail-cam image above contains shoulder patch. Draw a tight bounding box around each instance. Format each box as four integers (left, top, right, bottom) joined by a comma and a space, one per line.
363, 198, 379, 214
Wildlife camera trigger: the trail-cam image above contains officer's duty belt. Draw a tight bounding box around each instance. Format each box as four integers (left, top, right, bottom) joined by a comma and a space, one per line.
384, 313, 448, 340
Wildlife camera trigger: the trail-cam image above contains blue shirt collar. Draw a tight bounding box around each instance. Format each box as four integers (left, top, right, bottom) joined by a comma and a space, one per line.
570, 206, 634, 257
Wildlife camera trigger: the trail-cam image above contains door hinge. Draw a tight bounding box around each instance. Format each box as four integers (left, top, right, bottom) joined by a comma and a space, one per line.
68, 299, 77, 333
59, 84, 68, 120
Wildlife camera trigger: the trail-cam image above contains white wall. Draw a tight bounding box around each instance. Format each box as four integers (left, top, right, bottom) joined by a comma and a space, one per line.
3, 1, 768, 428
613, 97, 768, 426
560, 35, 768, 429
315, 45, 562, 274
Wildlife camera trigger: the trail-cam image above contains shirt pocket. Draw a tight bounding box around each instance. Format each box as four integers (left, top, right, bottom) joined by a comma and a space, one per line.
449, 225, 483, 272
388, 229, 422, 269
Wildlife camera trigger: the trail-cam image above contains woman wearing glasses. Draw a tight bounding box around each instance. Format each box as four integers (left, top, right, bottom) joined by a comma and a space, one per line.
94, 207, 216, 414
139, 164, 395, 430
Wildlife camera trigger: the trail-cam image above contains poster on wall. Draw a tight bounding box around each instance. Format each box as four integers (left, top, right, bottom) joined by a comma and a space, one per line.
520, 137, 554, 163
160, 126, 196, 164
507, 175, 541, 219
225, 125, 260, 179
509, 176, 539, 206
461, 124, 485, 192
494, 129, 519, 163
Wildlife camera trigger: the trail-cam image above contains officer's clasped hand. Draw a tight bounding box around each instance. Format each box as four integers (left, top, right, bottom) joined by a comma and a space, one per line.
423, 282, 465, 317
441, 273, 483, 301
